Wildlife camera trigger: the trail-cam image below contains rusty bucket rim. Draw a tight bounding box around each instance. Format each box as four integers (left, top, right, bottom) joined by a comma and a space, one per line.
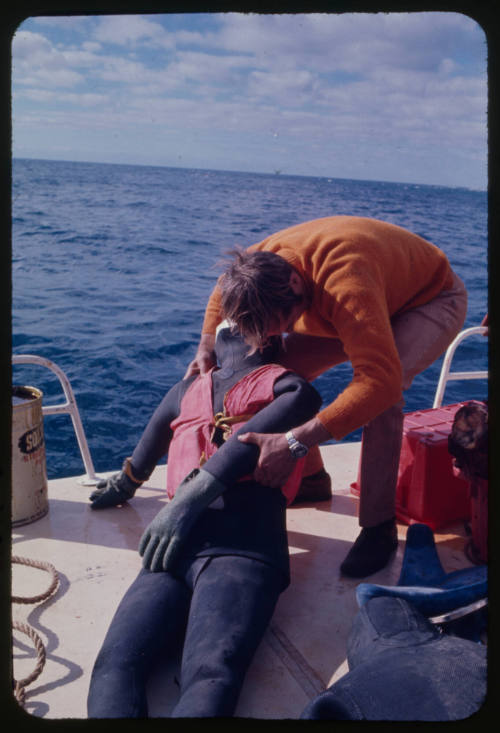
12, 385, 44, 405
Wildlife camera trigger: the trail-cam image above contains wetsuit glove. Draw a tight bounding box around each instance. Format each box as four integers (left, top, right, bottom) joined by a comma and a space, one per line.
89, 470, 140, 509
139, 468, 226, 572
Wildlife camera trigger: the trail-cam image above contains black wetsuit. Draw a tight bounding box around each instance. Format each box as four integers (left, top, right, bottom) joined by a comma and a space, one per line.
87, 329, 322, 718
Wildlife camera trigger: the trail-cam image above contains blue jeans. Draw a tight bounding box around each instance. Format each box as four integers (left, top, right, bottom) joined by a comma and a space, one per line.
87, 554, 283, 718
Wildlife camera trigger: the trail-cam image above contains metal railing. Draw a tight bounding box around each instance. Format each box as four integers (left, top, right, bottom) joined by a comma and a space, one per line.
12, 355, 101, 485
433, 326, 488, 408
12, 326, 487, 482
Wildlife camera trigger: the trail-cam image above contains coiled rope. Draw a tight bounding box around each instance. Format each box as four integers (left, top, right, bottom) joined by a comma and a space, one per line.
12, 556, 60, 707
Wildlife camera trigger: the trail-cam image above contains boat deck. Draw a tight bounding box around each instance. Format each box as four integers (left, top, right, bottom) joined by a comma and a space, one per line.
11, 442, 474, 719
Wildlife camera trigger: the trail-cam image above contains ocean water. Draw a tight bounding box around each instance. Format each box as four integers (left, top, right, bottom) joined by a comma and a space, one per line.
12, 158, 488, 479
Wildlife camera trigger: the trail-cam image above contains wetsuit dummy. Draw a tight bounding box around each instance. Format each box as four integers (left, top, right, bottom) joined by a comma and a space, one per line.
87, 328, 322, 718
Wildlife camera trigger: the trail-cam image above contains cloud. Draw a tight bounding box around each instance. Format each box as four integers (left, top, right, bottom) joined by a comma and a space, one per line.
93, 14, 173, 48
30, 16, 91, 31
19, 89, 106, 107
82, 41, 102, 53
11, 12, 487, 188
210, 11, 485, 74
95, 55, 154, 84
247, 69, 320, 106
12, 30, 84, 87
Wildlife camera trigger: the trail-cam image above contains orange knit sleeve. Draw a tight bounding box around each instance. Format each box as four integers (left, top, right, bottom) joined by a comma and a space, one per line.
315, 262, 403, 439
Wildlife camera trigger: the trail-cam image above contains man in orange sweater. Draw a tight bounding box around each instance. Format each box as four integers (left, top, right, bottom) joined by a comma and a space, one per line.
185, 216, 467, 577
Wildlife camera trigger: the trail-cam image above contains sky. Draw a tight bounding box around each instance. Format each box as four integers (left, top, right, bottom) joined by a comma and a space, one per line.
11, 11, 488, 189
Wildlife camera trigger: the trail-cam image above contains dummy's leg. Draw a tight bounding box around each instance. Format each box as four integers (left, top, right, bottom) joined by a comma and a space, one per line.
172, 555, 284, 717
87, 568, 190, 717
341, 272, 468, 576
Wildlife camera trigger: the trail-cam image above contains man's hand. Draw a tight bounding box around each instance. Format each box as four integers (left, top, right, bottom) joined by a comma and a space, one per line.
183, 333, 217, 378
238, 417, 332, 488
237, 432, 296, 487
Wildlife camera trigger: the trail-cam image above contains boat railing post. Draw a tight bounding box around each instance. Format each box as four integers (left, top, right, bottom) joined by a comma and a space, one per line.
12, 354, 101, 485
432, 326, 488, 409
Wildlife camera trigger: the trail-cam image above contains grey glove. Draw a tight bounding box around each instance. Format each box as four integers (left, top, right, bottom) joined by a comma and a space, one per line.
139, 468, 226, 572
89, 470, 139, 509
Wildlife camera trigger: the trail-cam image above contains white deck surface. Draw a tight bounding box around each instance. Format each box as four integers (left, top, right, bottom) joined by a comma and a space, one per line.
11, 442, 474, 719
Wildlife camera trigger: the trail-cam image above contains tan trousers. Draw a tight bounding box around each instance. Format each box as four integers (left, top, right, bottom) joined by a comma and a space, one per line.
280, 271, 468, 527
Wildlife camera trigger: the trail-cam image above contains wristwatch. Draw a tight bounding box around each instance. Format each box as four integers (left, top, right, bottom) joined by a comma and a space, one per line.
285, 430, 309, 458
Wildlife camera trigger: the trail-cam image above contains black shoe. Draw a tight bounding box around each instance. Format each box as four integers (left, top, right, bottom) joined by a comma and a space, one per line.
340, 518, 398, 578
291, 468, 332, 504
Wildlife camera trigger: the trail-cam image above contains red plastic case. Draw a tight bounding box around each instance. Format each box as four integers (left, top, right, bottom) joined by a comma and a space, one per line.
351, 403, 474, 530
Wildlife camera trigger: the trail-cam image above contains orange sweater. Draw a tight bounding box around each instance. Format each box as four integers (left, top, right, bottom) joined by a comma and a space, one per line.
202, 216, 454, 439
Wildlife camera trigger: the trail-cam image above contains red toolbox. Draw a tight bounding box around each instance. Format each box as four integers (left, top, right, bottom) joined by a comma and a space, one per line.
351, 403, 473, 530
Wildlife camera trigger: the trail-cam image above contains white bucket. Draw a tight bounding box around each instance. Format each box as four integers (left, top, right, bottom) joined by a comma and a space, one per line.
12, 386, 49, 526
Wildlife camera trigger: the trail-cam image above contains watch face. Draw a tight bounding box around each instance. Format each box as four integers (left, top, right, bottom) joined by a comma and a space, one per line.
290, 442, 308, 458
286, 432, 308, 458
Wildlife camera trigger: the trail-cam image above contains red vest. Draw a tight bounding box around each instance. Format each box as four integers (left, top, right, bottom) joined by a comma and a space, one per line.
166, 364, 304, 505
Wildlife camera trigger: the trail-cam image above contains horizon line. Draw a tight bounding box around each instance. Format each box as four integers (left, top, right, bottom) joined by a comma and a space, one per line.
12, 155, 487, 193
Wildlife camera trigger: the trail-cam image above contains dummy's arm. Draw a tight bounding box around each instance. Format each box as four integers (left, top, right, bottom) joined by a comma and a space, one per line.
89, 379, 192, 509
202, 373, 322, 485
139, 374, 322, 571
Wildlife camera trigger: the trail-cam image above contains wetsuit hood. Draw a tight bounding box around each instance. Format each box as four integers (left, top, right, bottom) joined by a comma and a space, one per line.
215, 327, 283, 379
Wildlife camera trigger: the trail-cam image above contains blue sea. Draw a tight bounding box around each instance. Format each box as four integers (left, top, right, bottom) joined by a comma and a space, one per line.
12, 158, 488, 480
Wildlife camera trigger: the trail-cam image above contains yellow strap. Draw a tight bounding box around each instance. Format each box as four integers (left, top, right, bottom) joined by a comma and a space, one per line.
202, 411, 256, 466
211, 411, 255, 442
213, 411, 255, 428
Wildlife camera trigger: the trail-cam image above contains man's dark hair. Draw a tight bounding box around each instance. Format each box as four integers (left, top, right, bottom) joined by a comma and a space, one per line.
219, 248, 303, 351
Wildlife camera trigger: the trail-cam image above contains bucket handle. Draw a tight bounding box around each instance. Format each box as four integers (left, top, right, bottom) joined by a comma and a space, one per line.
12, 354, 100, 485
